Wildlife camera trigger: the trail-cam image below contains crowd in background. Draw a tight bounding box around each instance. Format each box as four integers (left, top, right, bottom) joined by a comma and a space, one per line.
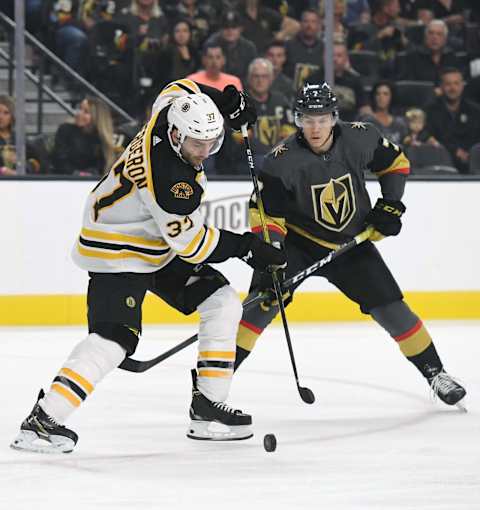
1, 0, 480, 177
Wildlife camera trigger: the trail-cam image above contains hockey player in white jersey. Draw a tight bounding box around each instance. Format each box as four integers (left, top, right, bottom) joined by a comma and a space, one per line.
11, 79, 286, 453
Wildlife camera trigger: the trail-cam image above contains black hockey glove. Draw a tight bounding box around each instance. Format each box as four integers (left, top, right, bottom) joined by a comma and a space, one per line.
365, 198, 406, 240
238, 232, 287, 272
221, 85, 257, 131
250, 266, 286, 292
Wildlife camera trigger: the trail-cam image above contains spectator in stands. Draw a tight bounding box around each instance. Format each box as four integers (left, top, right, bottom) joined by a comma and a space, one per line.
114, 0, 168, 89
243, 58, 295, 158
284, 9, 324, 90
428, 0, 467, 49
428, 0, 466, 27
398, 0, 433, 25
426, 67, 480, 173
349, 0, 408, 78
0, 95, 16, 176
237, 0, 284, 53
402, 107, 440, 147
398, 20, 460, 86
45, 0, 90, 82
157, 19, 200, 87
171, 0, 216, 48
80, 0, 126, 29
187, 44, 243, 91
52, 97, 117, 176
360, 80, 408, 145
308, 41, 371, 121
0, 95, 41, 176
344, 0, 371, 26
205, 11, 257, 85
319, 0, 349, 43
265, 41, 295, 104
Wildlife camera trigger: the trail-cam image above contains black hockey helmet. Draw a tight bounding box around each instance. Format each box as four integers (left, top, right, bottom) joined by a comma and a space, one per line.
294, 82, 338, 127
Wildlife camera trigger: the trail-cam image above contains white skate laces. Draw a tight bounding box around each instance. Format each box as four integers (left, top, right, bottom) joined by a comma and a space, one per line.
212, 402, 239, 415
430, 371, 458, 399
429, 371, 467, 412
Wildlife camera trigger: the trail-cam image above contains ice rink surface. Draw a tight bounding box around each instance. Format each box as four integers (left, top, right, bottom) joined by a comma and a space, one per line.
1, 321, 479, 510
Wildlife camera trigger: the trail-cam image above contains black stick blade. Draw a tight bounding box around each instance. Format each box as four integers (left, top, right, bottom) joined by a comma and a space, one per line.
299, 386, 315, 404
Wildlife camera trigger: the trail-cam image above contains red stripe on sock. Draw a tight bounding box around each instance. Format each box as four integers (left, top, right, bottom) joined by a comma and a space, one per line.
251, 224, 285, 236
392, 167, 410, 175
394, 320, 422, 342
240, 320, 263, 334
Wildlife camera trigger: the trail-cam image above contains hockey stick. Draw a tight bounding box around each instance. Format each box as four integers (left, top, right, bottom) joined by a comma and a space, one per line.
118, 293, 266, 373
240, 124, 315, 404
118, 229, 373, 373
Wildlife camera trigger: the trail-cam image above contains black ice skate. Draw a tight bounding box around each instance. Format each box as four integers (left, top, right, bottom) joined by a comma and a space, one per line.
426, 367, 467, 411
187, 369, 253, 441
10, 390, 78, 453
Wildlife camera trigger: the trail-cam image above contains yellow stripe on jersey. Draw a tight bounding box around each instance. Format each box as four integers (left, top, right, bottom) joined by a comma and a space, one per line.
60, 367, 94, 394
179, 226, 207, 257
182, 227, 216, 264
160, 83, 183, 95
375, 151, 410, 177
81, 228, 168, 249
176, 79, 201, 93
144, 110, 161, 199
77, 242, 170, 265
52, 383, 82, 407
199, 351, 236, 360
160, 79, 201, 96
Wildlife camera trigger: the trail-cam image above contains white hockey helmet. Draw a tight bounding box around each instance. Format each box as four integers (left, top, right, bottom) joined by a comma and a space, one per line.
167, 93, 225, 158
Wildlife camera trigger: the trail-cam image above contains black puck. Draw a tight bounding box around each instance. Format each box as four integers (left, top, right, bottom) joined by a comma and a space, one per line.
263, 433, 277, 452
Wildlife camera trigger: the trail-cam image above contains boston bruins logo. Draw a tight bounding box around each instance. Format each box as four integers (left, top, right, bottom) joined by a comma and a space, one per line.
311, 174, 356, 231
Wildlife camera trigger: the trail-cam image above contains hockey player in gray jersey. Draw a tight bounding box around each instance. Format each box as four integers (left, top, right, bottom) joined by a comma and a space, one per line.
11, 79, 286, 453
235, 82, 466, 409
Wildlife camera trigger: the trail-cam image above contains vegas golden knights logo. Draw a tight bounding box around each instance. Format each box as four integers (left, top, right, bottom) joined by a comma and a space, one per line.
311, 174, 356, 232
257, 116, 280, 147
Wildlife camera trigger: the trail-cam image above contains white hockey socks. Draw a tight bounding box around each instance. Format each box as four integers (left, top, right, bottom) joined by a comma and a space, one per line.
196, 285, 242, 402
40, 333, 126, 424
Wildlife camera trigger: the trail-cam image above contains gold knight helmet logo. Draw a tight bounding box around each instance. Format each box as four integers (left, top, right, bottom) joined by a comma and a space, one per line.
311, 174, 356, 231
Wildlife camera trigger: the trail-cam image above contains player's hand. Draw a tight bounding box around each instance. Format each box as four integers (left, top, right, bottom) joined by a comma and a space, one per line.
221, 85, 257, 131
238, 233, 287, 272
365, 198, 406, 240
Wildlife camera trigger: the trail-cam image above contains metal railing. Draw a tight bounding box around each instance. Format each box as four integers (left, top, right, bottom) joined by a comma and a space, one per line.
0, 11, 135, 132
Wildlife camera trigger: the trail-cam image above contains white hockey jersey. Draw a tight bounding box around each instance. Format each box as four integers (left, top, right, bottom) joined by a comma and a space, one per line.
72, 79, 226, 274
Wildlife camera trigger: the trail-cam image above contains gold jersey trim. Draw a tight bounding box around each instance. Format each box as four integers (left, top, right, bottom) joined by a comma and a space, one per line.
81, 228, 168, 249
286, 223, 341, 250
77, 242, 170, 265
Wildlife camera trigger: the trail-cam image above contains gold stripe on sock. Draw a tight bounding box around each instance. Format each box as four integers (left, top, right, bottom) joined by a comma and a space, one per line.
198, 369, 232, 378
236, 323, 261, 352
60, 367, 94, 394
51, 382, 81, 407
198, 351, 235, 360
396, 324, 432, 357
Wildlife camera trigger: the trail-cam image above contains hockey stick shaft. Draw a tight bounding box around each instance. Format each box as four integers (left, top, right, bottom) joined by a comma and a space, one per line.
240, 125, 315, 404
118, 294, 264, 373
118, 229, 372, 373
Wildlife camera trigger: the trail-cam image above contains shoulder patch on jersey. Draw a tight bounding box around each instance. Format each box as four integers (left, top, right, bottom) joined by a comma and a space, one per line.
272, 143, 289, 158
171, 181, 194, 200
350, 121, 368, 130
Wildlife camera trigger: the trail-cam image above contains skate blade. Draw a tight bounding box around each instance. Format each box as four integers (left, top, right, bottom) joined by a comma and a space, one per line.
10, 430, 75, 454
455, 400, 468, 413
186, 420, 253, 441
